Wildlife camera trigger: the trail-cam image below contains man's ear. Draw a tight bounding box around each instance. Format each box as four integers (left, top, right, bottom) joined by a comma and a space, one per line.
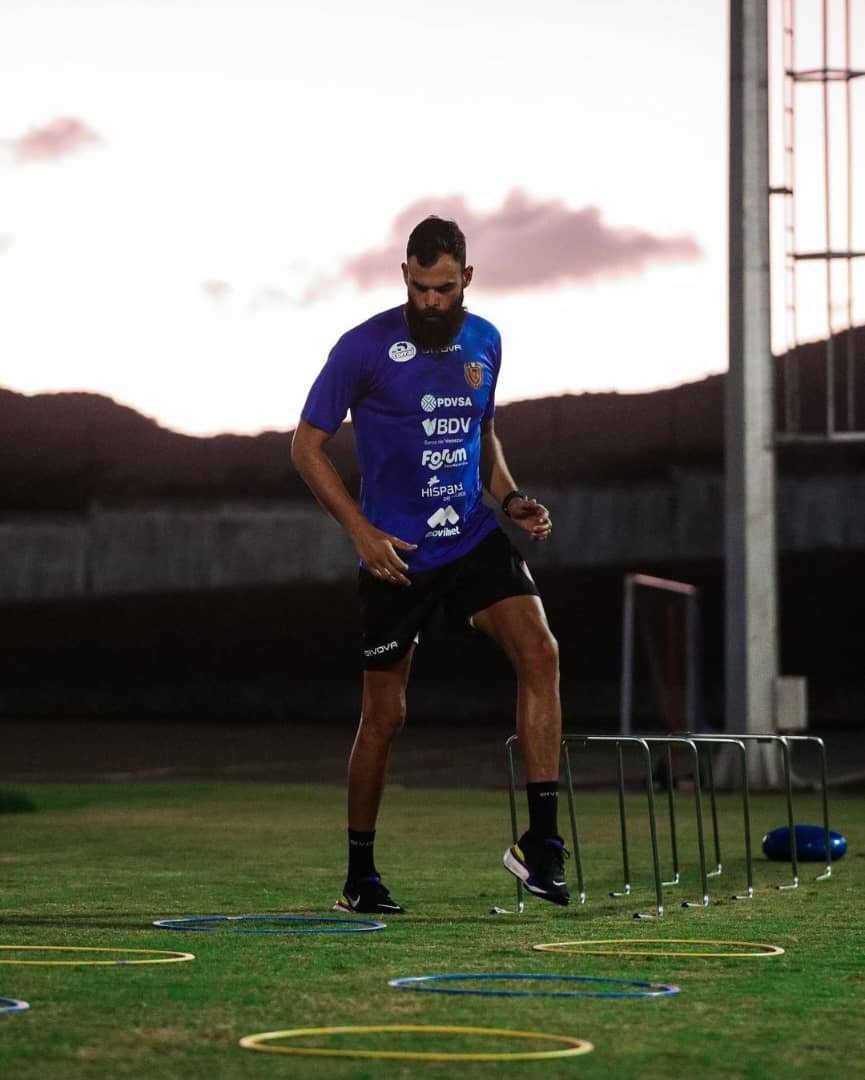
463, 265, 474, 288
401, 262, 409, 285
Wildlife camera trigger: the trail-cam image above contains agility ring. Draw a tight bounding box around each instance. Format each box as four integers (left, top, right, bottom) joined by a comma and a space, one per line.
152, 915, 384, 934
388, 973, 679, 999
239, 1024, 594, 1062
0, 997, 30, 1013
533, 938, 784, 959
0, 946, 195, 966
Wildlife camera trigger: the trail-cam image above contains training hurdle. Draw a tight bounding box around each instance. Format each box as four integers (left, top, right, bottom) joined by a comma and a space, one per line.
506, 733, 665, 919
504, 731, 833, 918
679, 732, 833, 889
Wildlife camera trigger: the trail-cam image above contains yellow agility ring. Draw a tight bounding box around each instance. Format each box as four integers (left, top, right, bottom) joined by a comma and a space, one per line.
533, 938, 785, 959
0, 945, 195, 966
239, 1024, 594, 1062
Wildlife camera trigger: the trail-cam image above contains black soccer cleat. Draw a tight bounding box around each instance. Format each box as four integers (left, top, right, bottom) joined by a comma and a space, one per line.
503, 832, 571, 906
333, 875, 405, 914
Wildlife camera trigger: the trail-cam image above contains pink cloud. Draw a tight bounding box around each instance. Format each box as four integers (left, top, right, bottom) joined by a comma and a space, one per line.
202, 280, 232, 303
341, 189, 702, 293
13, 117, 103, 164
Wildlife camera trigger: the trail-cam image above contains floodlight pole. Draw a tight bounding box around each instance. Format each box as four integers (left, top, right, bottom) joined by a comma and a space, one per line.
726, 0, 780, 784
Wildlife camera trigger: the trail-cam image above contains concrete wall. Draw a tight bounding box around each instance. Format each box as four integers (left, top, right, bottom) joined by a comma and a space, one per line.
1, 472, 864, 601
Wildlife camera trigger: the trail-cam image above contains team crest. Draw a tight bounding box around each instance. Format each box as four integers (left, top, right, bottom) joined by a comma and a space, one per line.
463, 361, 483, 390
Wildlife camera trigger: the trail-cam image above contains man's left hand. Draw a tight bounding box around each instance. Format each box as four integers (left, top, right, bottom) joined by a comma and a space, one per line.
506, 497, 553, 542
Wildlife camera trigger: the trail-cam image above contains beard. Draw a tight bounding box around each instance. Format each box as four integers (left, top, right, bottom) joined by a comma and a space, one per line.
404, 291, 467, 350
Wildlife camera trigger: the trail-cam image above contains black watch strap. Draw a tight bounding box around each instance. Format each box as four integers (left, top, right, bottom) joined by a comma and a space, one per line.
501, 490, 528, 517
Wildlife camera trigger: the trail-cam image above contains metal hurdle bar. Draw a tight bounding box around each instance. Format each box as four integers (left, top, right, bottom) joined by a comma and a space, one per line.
646, 734, 754, 902
505, 734, 665, 919
565, 735, 711, 911
680, 733, 833, 888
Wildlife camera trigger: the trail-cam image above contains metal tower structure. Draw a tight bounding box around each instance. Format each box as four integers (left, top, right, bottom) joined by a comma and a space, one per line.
772, 0, 865, 439
726, 0, 864, 779
727, 0, 778, 765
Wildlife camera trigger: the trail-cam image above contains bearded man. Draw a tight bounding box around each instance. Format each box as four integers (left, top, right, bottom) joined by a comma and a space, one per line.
291, 216, 569, 913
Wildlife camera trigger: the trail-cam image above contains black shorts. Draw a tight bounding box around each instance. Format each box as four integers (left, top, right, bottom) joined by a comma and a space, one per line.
358, 527, 540, 670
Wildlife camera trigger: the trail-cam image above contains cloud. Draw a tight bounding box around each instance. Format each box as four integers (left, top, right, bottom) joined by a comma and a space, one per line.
339, 189, 702, 294
11, 117, 103, 164
250, 286, 294, 311
202, 280, 232, 303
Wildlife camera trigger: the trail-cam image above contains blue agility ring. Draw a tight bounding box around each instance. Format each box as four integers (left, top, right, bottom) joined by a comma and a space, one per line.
152, 915, 385, 934
0, 997, 30, 1013
388, 973, 679, 999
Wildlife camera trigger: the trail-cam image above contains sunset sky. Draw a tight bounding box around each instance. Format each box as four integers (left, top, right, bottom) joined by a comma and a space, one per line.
1, 0, 862, 435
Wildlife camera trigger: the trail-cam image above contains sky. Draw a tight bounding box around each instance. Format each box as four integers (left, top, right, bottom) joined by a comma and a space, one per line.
0, 0, 862, 436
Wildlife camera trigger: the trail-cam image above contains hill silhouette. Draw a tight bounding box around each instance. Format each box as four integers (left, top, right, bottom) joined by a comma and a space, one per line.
1, 327, 863, 511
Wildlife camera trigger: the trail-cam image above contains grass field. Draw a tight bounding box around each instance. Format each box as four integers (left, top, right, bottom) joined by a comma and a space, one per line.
0, 779, 862, 1079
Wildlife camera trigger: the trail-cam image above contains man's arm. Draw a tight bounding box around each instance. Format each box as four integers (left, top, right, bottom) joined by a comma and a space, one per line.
290, 420, 417, 585
480, 418, 552, 542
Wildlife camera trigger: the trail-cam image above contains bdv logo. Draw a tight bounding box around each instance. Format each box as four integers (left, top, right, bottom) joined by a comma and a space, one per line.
422, 417, 470, 436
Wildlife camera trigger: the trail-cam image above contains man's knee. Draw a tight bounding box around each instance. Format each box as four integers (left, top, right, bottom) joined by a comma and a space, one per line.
514, 626, 559, 683
360, 691, 407, 740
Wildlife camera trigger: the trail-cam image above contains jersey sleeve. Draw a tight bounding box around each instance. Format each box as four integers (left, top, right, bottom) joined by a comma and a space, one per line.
300, 332, 368, 435
482, 328, 502, 422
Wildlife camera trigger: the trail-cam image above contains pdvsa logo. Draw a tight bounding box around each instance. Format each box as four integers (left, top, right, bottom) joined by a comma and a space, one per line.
389, 341, 416, 363
420, 394, 472, 413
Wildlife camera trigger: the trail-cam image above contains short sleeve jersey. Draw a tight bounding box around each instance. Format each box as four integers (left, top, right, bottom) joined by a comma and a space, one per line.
301, 305, 501, 573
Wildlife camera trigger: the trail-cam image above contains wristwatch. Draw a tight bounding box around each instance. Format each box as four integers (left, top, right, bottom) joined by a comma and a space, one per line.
501, 490, 528, 518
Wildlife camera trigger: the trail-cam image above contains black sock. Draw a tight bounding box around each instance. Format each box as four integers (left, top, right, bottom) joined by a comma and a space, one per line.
526, 781, 560, 839
347, 829, 377, 881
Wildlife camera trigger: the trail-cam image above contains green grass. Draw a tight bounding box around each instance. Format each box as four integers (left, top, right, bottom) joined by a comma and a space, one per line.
0, 781, 863, 1079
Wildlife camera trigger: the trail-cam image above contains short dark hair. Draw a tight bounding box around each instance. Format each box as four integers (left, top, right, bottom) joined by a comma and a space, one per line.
406, 216, 466, 269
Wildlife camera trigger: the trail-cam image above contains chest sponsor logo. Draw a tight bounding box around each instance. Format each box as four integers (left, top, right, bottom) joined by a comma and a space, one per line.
422, 416, 471, 437
389, 341, 416, 363
422, 478, 465, 499
464, 361, 483, 389
426, 505, 461, 537
420, 394, 472, 413
421, 447, 467, 469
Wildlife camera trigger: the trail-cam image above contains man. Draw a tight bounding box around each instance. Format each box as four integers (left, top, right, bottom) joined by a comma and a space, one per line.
291, 215, 569, 913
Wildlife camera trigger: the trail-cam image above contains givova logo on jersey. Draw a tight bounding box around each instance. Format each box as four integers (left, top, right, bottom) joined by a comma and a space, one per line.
425, 505, 460, 538
421, 447, 467, 469
422, 417, 470, 437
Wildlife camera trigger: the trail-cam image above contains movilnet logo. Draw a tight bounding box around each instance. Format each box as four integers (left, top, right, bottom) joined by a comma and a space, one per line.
464, 361, 483, 389
389, 341, 416, 363
426, 506, 460, 528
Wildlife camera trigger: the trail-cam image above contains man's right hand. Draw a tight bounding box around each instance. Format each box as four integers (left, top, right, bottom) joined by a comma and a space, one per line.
351, 523, 417, 587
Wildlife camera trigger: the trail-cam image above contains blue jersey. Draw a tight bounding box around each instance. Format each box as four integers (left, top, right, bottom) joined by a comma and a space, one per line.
301, 305, 502, 573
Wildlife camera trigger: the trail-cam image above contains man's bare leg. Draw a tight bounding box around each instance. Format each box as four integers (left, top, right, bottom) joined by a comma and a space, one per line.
335, 647, 414, 915
348, 646, 414, 829
471, 595, 561, 780
472, 594, 570, 905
